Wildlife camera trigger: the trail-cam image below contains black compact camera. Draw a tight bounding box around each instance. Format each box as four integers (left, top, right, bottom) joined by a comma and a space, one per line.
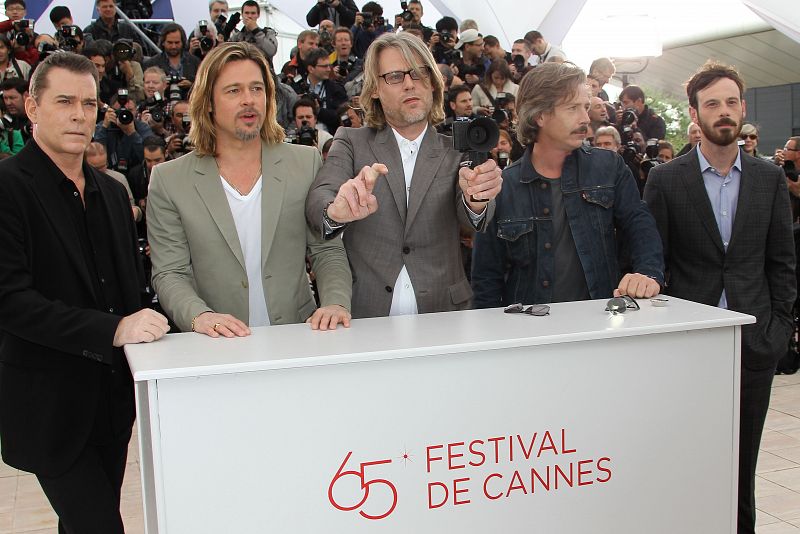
12, 19, 32, 47
453, 116, 500, 168
198, 20, 215, 52
112, 39, 134, 62
116, 89, 134, 125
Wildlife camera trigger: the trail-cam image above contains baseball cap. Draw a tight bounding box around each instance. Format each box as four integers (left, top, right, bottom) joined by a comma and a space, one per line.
454, 29, 480, 50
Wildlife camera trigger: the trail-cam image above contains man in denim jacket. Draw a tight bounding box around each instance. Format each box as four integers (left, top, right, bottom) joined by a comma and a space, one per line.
472, 62, 664, 307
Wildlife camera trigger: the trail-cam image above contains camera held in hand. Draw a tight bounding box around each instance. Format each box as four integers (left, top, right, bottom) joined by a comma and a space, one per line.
440, 31, 454, 45
145, 91, 165, 123
453, 116, 499, 167
116, 89, 134, 125
58, 25, 81, 51
198, 20, 215, 53
112, 39, 135, 62
167, 75, 183, 102
511, 54, 526, 72
398, 1, 414, 22
12, 19, 32, 47
356, 11, 373, 26
640, 138, 663, 178
287, 121, 318, 146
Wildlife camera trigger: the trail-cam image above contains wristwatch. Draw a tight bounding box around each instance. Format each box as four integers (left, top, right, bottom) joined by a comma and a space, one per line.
323, 201, 346, 230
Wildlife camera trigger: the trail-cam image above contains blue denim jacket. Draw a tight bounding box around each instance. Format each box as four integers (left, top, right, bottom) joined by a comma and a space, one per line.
472, 145, 665, 307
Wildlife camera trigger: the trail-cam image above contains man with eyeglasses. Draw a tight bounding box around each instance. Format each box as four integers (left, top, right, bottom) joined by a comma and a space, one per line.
299, 47, 347, 134
306, 32, 502, 318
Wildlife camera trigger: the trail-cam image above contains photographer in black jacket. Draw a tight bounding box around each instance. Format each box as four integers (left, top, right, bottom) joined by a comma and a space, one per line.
307, 0, 358, 29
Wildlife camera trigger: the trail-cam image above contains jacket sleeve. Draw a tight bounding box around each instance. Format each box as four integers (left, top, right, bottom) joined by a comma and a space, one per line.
471, 216, 507, 308
304, 150, 353, 311
147, 164, 213, 331
305, 127, 356, 236
336, 0, 358, 28
306, 3, 325, 27
613, 155, 665, 286
0, 172, 121, 364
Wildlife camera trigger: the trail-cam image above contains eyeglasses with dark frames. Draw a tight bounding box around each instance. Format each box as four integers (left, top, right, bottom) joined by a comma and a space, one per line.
378, 66, 432, 85
605, 295, 640, 315
740, 134, 758, 140
504, 303, 550, 316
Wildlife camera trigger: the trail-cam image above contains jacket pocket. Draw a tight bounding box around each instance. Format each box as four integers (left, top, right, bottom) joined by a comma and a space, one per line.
497, 219, 535, 241
581, 186, 615, 209
448, 278, 473, 306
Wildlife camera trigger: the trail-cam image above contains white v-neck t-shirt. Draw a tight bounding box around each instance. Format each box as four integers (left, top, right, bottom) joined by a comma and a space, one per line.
220, 176, 270, 327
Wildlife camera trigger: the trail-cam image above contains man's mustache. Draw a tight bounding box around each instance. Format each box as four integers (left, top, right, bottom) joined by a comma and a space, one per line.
714, 118, 738, 128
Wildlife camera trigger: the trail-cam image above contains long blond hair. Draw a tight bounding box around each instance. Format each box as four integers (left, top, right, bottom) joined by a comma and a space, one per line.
188, 42, 284, 156
360, 32, 445, 129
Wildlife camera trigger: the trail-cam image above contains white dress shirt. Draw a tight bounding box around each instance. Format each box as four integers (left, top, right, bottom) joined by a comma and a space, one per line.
388, 127, 427, 316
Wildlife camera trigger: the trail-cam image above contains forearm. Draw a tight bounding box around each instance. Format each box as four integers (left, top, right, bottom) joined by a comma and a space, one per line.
306, 226, 352, 310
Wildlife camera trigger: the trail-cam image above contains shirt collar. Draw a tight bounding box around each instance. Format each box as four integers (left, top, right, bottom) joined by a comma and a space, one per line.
391, 126, 427, 151
696, 144, 742, 175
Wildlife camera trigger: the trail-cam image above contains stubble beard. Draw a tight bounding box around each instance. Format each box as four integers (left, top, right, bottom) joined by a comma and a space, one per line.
697, 114, 742, 147
235, 128, 261, 142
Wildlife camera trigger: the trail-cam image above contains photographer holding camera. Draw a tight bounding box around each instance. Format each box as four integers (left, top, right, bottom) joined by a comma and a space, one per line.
471, 58, 517, 117
0, 0, 39, 66
0, 34, 29, 82
163, 100, 190, 157
83, 0, 142, 46
83, 42, 144, 106
775, 136, 800, 220
330, 27, 362, 82
617, 84, 666, 141
508, 39, 533, 83
351, 2, 392, 58
453, 29, 489, 87
95, 89, 154, 173
189, 19, 220, 60
289, 97, 332, 151
307, 0, 358, 30
143, 24, 200, 88
229, 1, 279, 61
0, 77, 30, 154
298, 47, 348, 134
429, 16, 458, 65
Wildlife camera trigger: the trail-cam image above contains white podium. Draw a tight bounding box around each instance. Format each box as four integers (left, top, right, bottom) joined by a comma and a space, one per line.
125, 297, 753, 534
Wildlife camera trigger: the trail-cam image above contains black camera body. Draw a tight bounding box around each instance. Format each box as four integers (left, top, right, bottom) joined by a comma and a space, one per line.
116, 89, 134, 125
112, 39, 134, 62
57, 25, 81, 51
459, 63, 485, 79
13, 19, 32, 47
511, 54, 526, 72
398, 0, 413, 22
440, 31, 454, 44
443, 48, 461, 64
356, 11, 373, 26
145, 91, 165, 123
198, 20, 215, 52
289, 121, 318, 146
167, 74, 183, 102
453, 116, 500, 171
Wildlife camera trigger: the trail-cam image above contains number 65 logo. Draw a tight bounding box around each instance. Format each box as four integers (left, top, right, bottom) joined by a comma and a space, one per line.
328, 451, 398, 520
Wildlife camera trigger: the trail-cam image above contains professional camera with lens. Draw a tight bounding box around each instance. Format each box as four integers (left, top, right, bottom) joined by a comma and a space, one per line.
198, 20, 215, 53
443, 48, 461, 65
58, 25, 81, 51
217, 12, 241, 41
167, 74, 183, 102
37, 41, 58, 61
618, 106, 638, 128
440, 31, 454, 45
398, 1, 413, 22
459, 63, 485, 79
453, 116, 500, 170
112, 39, 134, 62
640, 138, 663, 178
496, 151, 510, 169
356, 11, 373, 26
12, 19, 32, 47
145, 91, 165, 123
318, 28, 333, 51
116, 89, 134, 125
291, 121, 318, 146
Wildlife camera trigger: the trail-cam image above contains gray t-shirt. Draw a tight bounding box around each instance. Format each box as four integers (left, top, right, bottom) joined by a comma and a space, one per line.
549, 178, 591, 303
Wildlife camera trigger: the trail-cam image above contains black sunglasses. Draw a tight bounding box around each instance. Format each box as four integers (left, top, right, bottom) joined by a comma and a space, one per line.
504, 303, 550, 316
605, 295, 640, 314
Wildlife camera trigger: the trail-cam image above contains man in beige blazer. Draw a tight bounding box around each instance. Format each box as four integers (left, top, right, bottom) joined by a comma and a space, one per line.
147, 42, 352, 336
306, 32, 502, 319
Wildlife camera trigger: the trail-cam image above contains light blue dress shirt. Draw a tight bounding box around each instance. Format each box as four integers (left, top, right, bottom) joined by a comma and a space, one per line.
696, 145, 742, 309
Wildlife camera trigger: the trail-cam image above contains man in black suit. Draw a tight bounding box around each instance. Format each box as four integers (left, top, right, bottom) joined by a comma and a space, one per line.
644, 61, 796, 534
0, 52, 169, 533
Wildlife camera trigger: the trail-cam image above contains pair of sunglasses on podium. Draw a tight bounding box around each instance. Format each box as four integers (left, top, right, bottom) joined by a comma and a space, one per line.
504, 303, 551, 316
605, 295, 640, 315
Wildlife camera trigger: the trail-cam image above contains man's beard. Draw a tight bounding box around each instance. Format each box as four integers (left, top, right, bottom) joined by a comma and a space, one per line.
235, 128, 260, 142
697, 114, 741, 147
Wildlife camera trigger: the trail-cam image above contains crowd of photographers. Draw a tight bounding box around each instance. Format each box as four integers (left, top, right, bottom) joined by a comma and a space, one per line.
3, 0, 800, 238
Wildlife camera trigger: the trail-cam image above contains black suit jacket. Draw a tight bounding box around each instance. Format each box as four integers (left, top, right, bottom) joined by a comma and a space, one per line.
644, 148, 796, 370
0, 142, 145, 476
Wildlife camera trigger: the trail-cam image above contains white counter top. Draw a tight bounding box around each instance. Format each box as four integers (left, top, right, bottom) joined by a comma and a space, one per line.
124, 297, 754, 381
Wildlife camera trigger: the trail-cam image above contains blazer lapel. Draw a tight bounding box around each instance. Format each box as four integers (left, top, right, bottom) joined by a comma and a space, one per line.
24, 145, 98, 301
192, 155, 246, 272
370, 127, 407, 224
406, 125, 445, 230
260, 143, 286, 269
680, 151, 725, 253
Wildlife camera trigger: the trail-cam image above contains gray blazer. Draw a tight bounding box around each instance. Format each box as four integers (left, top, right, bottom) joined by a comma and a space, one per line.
644, 149, 796, 370
148, 141, 352, 331
306, 124, 494, 318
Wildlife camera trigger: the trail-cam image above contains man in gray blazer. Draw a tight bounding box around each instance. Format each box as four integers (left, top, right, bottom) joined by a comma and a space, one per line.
644, 61, 796, 534
148, 43, 352, 336
306, 32, 502, 318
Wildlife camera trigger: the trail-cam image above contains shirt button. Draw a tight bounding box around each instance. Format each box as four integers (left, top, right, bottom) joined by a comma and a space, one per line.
100, 277, 105, 283
540, 182, 548, 189
242, 280, 249, 288
542, 280, 550, 288
722, 210, 728, 216
402, 246, 410, 254
543, 208, 550, 215
385, 286, 393, 293
73, 191, 79, 197
544, 242, 552, 250
108, 307, 114, 313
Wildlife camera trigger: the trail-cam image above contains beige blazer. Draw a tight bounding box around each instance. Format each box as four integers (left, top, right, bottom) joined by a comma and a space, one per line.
147, 141, 351, 331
